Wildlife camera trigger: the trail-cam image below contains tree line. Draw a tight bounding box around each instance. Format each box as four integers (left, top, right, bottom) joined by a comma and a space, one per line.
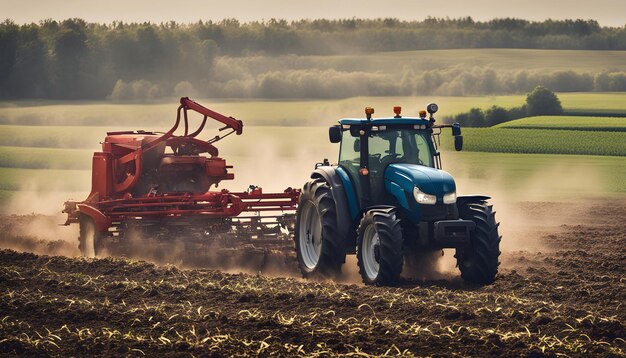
1, 17, 625, 99
444, 86, 564, 127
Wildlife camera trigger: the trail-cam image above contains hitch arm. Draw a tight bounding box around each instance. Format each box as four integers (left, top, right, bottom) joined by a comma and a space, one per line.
139, 97, 244, 153
180, 97, 244, 135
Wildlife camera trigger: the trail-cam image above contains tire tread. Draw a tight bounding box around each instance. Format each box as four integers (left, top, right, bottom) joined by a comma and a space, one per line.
456, 201, 500, 284
357, 207, 404, 286
294, 179, 344, 278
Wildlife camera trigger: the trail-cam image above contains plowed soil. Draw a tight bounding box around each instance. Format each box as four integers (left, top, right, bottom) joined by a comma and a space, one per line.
0, 200, 624, 357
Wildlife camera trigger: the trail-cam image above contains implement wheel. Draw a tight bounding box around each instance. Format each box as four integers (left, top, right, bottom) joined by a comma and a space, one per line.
294, 179, 344, 279
357, 207, 404, 286
78, 214, 104, 258
456, 200, 501, 285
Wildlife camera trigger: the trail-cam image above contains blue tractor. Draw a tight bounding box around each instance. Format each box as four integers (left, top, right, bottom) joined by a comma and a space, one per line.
294, 104, 501, 286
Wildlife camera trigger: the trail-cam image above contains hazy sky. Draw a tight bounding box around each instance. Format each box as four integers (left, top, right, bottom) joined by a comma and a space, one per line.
1, 0, 625, 27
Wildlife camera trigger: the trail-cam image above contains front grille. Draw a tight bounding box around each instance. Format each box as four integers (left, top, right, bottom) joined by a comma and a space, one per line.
419, 203, 458, 221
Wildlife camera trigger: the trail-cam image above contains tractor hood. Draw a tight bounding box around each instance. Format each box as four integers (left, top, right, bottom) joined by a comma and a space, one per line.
385, 164, 456, 198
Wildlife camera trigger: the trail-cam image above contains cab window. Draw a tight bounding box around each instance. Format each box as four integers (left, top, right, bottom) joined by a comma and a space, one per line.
338, 131, 362, 197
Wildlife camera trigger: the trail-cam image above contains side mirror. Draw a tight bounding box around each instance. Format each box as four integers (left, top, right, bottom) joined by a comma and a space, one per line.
329, 125, 341, 143
452, 123, 461, 136
353, 138, 361, 152
454, 135, 463, 151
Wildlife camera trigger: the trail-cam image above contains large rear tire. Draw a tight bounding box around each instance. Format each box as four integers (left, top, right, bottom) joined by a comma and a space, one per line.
357, 207, 404, 286
79, 214, 104, 258
456, 200, 501, 285
294, 179, 344, 278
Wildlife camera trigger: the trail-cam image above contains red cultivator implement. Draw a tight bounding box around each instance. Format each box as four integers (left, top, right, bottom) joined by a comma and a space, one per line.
63, 97, 299, 268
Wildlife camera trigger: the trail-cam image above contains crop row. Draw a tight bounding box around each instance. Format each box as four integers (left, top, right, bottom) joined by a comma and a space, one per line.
441, 128, 626, 156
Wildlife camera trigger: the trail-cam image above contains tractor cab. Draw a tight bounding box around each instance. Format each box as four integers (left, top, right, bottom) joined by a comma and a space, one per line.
328, 104, 463, 215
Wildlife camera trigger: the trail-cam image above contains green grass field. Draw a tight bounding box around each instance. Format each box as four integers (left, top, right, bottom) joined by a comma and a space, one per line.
559, 93, 626, 115
0, 168, 91, 192
0, 92, 625, 209
0, 125, 108, 149
1, 93, 625, 129
0, 96, 528, 128
0, 146, 92, 169
443, 151, 626, 195
495, 116, 626, 131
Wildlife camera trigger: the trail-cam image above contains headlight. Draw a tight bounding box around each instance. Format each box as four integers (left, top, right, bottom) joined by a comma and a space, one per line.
413, 187, 437, 205
443, 191, 457, 204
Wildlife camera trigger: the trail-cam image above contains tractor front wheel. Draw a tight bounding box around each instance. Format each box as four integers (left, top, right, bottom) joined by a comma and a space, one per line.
79, 214, 104, 258
456, 200, 501, 285
357, 207, 404, 286
294, 179, 344, 279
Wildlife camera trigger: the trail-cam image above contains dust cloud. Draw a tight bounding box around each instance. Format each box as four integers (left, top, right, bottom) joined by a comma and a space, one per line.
452, 160, 605, 251
0, 214, 80, 257
99, 226, 301, 278
0, 125, 612, 284
7, 189, 87, 216
0, 181, 83, 257
442, 155, 609, 275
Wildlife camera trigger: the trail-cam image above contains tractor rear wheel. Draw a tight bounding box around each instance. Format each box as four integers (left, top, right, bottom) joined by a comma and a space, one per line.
79, 214, 104, 258
456, 200, 501, 285
357, 207, 404, 286
294, 179, 344, 278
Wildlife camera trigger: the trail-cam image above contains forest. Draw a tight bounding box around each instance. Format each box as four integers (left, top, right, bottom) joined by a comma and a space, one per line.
1, 17, 626, 99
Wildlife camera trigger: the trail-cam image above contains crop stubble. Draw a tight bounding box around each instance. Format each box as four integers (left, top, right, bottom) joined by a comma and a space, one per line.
0, 200, 624, 356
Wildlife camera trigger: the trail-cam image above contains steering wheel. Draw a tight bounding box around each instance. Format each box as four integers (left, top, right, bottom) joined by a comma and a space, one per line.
380, 153, 401, 167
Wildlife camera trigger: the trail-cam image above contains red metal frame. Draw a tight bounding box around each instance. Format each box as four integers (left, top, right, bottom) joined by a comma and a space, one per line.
64, 98, 299, 232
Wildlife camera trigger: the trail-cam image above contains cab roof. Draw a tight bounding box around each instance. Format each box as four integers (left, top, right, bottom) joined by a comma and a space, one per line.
339, 117, 432, 126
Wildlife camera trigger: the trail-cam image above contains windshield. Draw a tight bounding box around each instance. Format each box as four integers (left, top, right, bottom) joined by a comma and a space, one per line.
368, 129, 434, 169
338, 126, 435, 204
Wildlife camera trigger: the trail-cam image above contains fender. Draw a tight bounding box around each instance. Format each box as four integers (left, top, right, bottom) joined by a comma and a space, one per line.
364, 205, 397, 213
311, 166, 354, 248
76, 204, 112, 232
457, 195, 491, 208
